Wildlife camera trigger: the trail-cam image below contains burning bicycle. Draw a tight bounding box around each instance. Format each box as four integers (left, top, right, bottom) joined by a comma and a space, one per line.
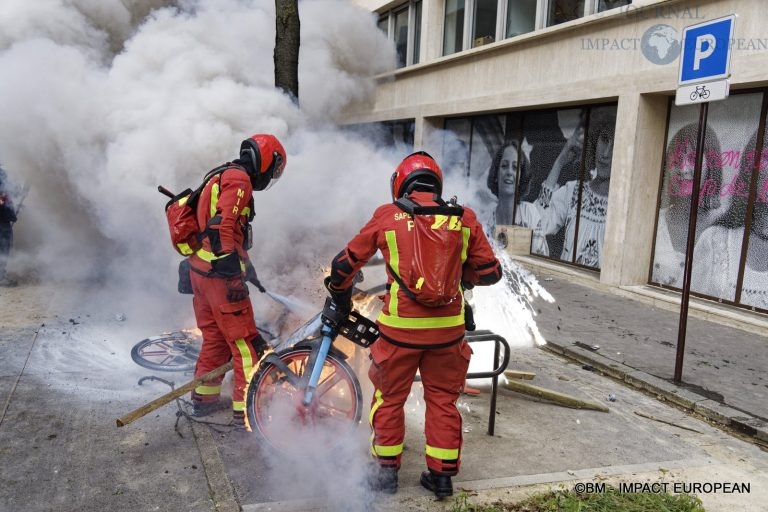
244, 300, 378, 454
130, 329, 201, 373
130, 282, 383, 453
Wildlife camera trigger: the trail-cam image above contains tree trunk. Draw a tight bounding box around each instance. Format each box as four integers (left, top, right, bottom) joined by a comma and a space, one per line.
274, 0, 300, 104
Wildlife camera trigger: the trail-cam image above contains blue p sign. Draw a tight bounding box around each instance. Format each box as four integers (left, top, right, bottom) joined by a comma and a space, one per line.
679, 15, 735, 85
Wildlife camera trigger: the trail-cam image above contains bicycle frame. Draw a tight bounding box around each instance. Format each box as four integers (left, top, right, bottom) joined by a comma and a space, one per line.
302, 326, 335, 405
258, 307, 378, 407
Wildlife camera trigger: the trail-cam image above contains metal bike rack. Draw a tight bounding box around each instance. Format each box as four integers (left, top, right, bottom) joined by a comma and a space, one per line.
465, 330, 511, 437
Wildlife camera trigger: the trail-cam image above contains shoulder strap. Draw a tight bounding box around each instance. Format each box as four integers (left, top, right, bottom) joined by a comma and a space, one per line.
385, 262, 420, 302
394, 196, 464, 217
187, 163, 245, 209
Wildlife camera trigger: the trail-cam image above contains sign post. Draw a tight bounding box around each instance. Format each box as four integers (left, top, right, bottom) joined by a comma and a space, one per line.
673, 15, 735, 384
675, 15, 736, 106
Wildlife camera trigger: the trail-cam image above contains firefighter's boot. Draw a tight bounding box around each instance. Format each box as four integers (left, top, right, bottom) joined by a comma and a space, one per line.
420, 470, 453, 499
367, 464, 398, 494
231, 410, 251, 432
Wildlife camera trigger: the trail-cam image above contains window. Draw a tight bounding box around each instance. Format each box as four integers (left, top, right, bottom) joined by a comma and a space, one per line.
413, 1, 422, 64
442, 1, 632, 56
548, 0, 586, 27
443, 0, 465, 56
344, 120, 415, 152
380, 1, 422, 68
506, 0, 536, 38
394, 7, 409, 68
597, 0, 631, 13
472, 0, 497, 47
442, 104, 618, 270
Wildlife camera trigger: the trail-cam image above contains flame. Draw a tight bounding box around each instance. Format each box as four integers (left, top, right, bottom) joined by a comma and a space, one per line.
352, 291, 380, 318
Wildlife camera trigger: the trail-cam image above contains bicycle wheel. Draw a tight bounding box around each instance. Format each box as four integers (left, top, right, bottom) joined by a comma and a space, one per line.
130, 331, 201, 372
246, 346, 363, 454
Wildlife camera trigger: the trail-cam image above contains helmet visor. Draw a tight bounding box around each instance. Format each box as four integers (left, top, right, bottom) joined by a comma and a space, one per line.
270, 151, 286, 181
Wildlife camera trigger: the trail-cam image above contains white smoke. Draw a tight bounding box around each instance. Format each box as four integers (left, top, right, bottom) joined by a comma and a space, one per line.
0, 0, 394, 319
0, 1, 395, 504
0, 1, 551, 505
438, 129, 554, 351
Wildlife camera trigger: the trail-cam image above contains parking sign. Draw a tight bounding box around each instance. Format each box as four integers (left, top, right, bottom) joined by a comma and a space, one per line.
678, 15, 735, 85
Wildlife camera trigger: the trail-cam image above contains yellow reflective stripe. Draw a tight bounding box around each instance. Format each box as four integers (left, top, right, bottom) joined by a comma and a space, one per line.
194, 384, 221, 395
177, 243, 194, 255
232, 401, 245, 412
426, 444, 459, 460
195, 177, 251, 261
384, 231, 400, 315
446, 227, 471, 297
234, 337, 254, 388
369, 386, 404, 457
195, 249, 247, 271
369, 389, 383, 427
377, 311, 465, 329
461, 227, 470, 263
369, 388, 384, 457
195, 248, 219, 262
210, 183, 219, 218
374, 443, 404, 457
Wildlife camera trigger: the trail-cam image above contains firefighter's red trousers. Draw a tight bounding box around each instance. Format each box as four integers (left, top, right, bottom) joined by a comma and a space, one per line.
368, 338, 472, 475
190, 272, 259, 414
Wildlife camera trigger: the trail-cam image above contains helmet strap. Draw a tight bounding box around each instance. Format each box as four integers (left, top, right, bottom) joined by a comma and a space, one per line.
239, 140, 261, 176
403, 178, 439, 197
251, 169, 272, 191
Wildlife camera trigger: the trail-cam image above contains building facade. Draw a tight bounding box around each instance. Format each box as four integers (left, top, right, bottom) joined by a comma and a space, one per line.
346, 0, 768, 322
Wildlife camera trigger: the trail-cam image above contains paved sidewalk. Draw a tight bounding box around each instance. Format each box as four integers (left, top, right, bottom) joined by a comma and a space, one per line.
519, 258, 768, 447
3, 279, 768, 511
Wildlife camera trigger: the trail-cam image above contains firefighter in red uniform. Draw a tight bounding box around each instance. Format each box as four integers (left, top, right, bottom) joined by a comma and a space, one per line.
188, 134, 287, 429
323, 152, 501, 498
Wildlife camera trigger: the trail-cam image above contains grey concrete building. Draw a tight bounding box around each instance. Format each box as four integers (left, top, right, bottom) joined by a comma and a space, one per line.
346, 0, 768, 331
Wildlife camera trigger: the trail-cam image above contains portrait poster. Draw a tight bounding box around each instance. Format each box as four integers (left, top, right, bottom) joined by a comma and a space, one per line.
651, 94, 764, 309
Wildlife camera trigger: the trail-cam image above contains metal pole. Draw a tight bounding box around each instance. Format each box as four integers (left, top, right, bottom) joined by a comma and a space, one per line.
674, 102, 709, 383
488, 340, 500, 436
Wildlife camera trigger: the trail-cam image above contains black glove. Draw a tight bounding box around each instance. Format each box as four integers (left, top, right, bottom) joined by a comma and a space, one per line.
226, 276, 249, 302
464, 303, 476, 332
245, 260, 266, 293
211, 252, 241, 278
177, 259, 193, 295
321, 296, 349, 331
324, 276, 352, 311
322, 276, 352, 329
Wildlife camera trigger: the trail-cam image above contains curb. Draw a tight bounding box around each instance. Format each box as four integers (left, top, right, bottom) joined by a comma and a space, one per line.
541, 340, 768, 446
190, 421, 241, 512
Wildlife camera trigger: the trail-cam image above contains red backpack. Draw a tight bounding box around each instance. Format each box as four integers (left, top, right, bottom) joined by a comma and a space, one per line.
161, 164, 233, 256
387, 195, 465, 307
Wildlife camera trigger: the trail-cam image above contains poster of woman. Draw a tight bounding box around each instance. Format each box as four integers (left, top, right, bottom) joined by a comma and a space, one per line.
443, 105, 618, 270
534, 106, 617, 269
651, 93, 766, 309
691, 126, 768, 309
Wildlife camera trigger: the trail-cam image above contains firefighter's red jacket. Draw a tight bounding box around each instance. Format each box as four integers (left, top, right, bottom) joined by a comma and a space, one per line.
331, 191, 502, 346
189, 166, 253, 274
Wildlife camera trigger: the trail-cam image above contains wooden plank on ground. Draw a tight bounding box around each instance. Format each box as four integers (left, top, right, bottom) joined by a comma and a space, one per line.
503, 379, 609, 413
503, 370, 536, 380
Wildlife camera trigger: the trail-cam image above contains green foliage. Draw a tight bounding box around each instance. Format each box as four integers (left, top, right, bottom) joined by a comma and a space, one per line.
449, 486, 706, 512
